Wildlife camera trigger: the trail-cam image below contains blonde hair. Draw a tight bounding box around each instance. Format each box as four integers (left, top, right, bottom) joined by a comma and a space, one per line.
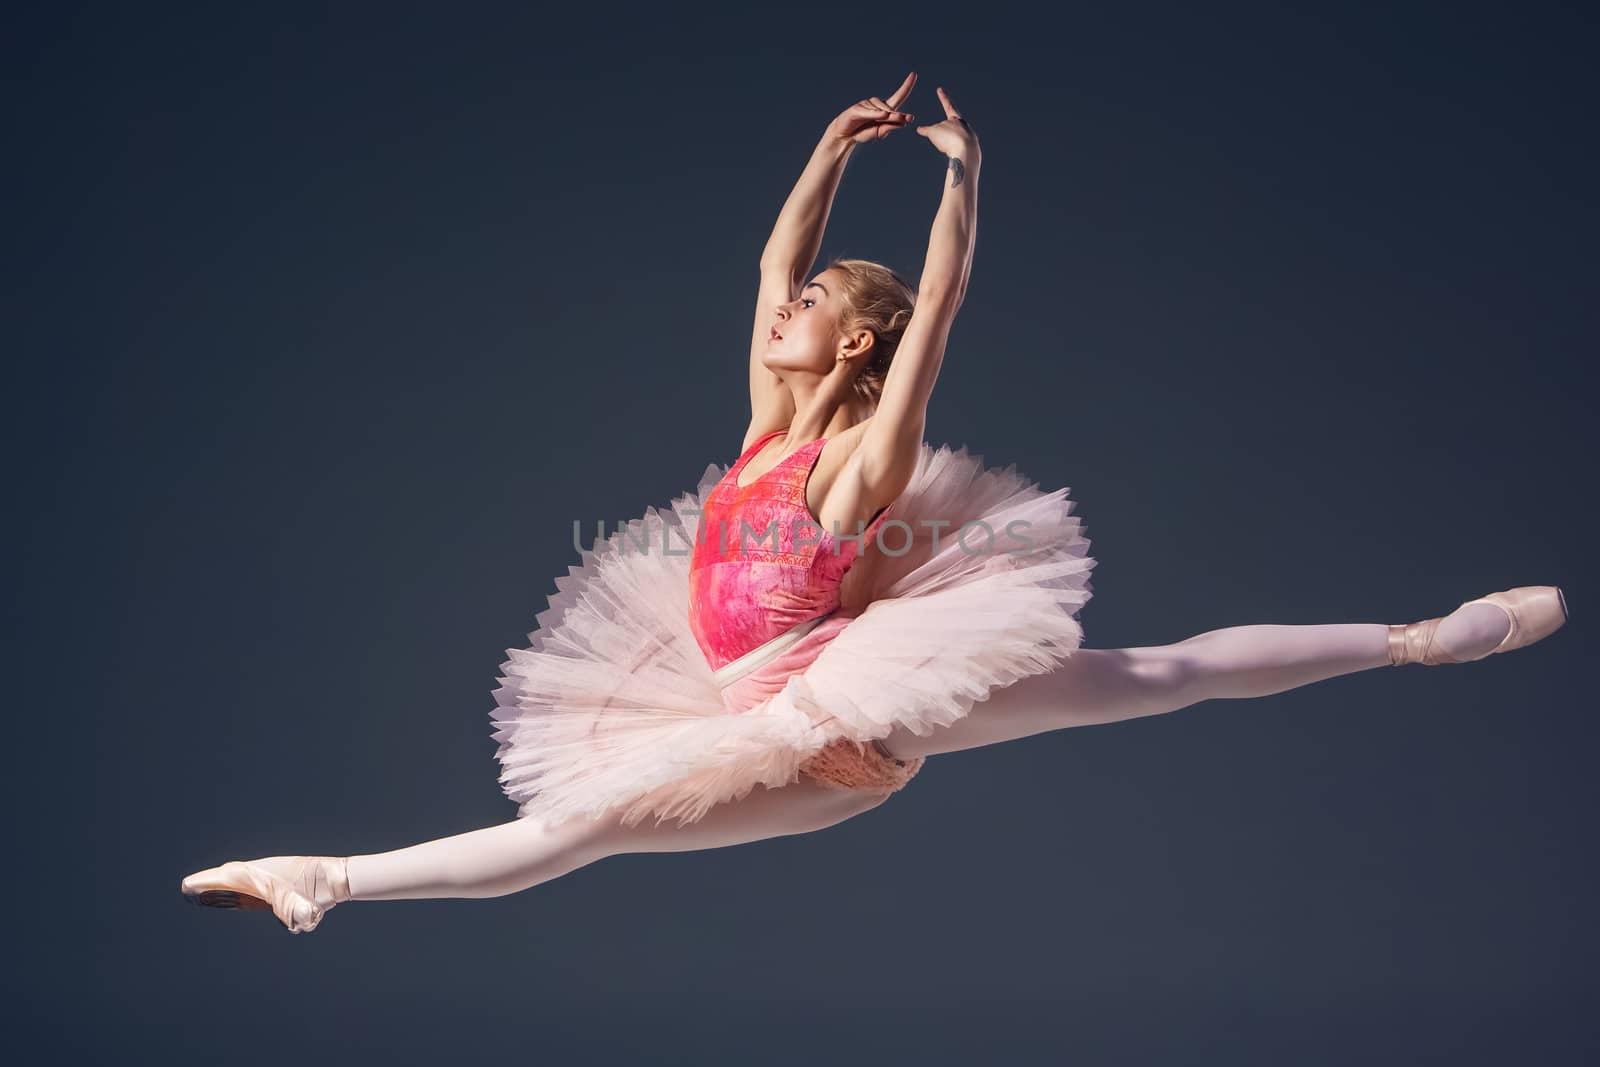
824, 256, 917, 407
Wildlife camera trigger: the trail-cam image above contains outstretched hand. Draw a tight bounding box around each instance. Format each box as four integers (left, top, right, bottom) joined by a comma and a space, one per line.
827, 71, 918, 145
915, 86, 979, 159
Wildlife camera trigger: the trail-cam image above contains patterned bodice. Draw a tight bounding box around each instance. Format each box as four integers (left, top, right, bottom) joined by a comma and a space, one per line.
688, 429, 890, 672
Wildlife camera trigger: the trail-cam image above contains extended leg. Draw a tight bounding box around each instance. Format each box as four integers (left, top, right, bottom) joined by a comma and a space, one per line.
879, 602, 1513, 760
345, 779, 886, 901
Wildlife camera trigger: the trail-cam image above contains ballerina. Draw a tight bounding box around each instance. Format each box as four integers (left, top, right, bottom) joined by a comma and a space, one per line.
181, 72, 1568, 934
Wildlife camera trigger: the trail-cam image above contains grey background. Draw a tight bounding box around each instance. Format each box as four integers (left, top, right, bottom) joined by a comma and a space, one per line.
9, 2, 1593, 1064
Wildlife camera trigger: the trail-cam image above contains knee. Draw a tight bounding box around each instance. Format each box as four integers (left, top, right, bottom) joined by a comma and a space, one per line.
1113, 648, 1208, 714
1128, 650, 1202, 695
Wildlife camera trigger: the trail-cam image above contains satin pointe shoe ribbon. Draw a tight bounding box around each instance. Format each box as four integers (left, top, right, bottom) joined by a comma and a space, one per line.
181, 857, 351, 934
1389, 585, 1568, 667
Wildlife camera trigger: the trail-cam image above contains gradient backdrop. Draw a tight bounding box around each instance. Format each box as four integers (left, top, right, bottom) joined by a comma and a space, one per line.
9, 2, 1594, 1064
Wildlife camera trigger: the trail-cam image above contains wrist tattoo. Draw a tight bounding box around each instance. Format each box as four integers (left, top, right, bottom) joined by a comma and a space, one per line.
947, 156, 965, 188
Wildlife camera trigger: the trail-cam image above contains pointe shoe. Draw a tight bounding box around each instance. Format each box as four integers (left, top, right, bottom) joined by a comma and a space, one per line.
181, 856, 351, 934
1388, 585, 1569, 666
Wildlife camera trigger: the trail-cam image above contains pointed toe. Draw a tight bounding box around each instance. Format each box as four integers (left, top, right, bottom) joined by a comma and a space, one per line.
1465, 585, 1568, 657
1392, 585, 1569, 666
179, 857, 336, 931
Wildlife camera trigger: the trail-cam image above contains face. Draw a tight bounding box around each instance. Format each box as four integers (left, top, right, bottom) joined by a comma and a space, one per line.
763, 269, 869, 377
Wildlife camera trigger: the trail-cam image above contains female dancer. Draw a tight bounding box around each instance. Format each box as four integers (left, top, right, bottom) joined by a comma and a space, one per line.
181, 72, 1567, 933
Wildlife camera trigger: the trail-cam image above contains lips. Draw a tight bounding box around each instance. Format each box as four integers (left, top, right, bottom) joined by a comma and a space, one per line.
770, 328, 782, 341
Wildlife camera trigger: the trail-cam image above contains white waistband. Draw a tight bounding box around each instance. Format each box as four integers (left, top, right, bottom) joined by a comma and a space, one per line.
712, 610, 838, 689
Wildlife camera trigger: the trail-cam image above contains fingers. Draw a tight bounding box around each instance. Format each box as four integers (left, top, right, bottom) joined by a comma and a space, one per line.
936, 85, 960, 119
853, 105, 911, 140
868, 96, 913, 123
839, 74, 921, 144
885, 70, 917, 109
856, 99, 911, 122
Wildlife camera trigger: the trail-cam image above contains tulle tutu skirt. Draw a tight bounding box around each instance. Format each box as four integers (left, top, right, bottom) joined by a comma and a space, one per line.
490, 441, 1097, 828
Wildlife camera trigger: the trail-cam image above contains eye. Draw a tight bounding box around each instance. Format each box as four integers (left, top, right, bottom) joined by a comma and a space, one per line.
801, 298, 815, 309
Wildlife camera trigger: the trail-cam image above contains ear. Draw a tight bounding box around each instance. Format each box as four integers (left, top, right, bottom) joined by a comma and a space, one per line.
838, 328, 877, 362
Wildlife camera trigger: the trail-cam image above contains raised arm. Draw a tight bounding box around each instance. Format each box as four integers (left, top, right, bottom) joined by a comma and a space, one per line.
746, 73, 918, 448
859, 86, 981, 495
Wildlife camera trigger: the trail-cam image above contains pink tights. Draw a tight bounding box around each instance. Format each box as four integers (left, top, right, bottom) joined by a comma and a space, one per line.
343, 603, 1510, 904
881, 602, 1510, 758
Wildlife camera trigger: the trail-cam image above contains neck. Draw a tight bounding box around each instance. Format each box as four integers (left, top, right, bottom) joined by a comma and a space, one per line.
782, 372, 873, 441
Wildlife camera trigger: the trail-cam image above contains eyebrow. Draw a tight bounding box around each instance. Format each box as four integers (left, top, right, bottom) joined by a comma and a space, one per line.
802, 282, 829, 296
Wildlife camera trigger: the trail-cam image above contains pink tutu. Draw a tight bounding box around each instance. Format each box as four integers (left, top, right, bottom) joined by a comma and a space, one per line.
490, 441, 1097, 828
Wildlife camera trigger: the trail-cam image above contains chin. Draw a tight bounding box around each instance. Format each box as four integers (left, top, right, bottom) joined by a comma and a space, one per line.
763, 351, 822, 376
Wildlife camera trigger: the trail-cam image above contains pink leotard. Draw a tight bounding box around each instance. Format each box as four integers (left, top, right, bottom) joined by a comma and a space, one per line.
686, 428, 922, 795
688, 429, 891, 674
